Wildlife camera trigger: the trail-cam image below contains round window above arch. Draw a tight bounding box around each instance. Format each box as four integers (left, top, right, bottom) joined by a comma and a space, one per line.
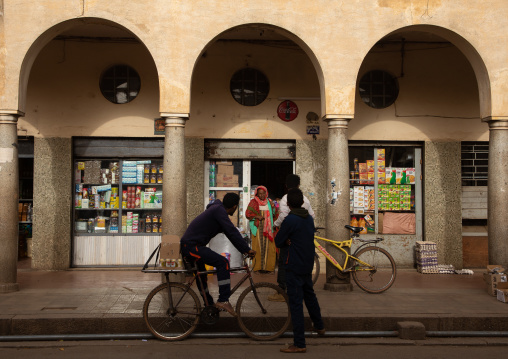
230, 68, 270, 106
359, 70, 399, 109
99, 65, 141, 104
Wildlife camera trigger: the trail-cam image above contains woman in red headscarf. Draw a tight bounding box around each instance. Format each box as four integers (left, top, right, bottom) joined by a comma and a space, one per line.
245, 186, 279, 272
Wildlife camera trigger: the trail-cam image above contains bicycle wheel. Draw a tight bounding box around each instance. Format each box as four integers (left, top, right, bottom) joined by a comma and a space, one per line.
236, 282, 291, 340
143, 282, 201, 341
312, 253, 320, 285
351, 246, 396, 294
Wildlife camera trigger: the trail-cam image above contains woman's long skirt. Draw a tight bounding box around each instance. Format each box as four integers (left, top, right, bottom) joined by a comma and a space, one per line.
251, 228, 277, 272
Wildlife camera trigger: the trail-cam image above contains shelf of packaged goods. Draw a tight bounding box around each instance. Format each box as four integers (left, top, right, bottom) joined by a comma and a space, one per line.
122, 183, 163, 186
79, 183, 120, 186
75, 208, 120, 211
74, 232, 161, 236
122, 208, 162, 211
19, 221, 32, 224
378, 210, 415, 213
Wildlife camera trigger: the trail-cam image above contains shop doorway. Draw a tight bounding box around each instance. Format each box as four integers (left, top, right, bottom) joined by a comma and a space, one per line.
250, 160, 294, 201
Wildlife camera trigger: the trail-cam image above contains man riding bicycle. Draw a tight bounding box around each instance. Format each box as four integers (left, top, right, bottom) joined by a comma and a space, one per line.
180, 192, 256, 317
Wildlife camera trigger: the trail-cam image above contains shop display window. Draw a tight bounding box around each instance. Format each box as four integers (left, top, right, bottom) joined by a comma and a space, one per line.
74, 159, 163, 235
349, 145, 420, 235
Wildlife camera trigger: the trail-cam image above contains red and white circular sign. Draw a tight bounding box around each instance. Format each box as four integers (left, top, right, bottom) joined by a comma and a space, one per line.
277, 100, 299, 122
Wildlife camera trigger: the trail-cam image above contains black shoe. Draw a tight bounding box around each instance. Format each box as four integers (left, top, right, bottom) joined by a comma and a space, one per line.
312, 327, 325, 335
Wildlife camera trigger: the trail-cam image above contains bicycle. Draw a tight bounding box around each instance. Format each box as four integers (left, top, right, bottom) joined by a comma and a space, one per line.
141, 245, 291, 341
312, 225, 397, 293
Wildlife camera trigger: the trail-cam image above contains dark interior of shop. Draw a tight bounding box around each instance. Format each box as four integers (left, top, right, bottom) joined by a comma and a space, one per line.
250, 160, 293, 200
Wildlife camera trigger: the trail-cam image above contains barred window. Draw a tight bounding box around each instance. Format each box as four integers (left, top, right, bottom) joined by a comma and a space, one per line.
100, 65, 141, 104
461, 141, 488, 186
230, 68, 269, 106
359, 70, 399, 109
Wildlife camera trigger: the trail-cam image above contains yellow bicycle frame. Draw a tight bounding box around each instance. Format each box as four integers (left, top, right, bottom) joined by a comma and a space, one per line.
314, 236, 373, 272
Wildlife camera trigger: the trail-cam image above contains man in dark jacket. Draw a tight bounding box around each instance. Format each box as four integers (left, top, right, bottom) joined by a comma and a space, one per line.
275, 188, 324, 353
181, 192, 255, 317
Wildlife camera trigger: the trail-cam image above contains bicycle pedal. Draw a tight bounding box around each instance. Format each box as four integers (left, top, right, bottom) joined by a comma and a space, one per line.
200, 306, 220, 325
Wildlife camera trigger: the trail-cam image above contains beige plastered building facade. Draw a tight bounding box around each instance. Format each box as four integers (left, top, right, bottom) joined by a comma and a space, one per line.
1, 0, 507, 292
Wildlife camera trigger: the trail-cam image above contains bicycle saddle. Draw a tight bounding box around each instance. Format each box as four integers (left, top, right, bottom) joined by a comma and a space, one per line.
345, 225, 364, 233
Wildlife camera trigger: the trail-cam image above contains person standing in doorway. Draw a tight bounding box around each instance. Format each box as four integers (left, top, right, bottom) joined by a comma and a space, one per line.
245, 186, 279, 272
275, 188, 325, 353
270, 174, 315, 301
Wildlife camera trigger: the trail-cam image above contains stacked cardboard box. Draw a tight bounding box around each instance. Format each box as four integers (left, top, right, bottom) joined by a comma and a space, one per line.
378, 184, 411, 211
215, 161, 239, 187
483, 265, 508, 298
415, 241, 438, 274
385, 167, 416, 185
377, 149, 386, 184
351, 186, 375, 214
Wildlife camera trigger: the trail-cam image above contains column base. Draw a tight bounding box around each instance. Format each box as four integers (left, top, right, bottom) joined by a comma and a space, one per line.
0, 283, 19, 293
324, 282, 353, 292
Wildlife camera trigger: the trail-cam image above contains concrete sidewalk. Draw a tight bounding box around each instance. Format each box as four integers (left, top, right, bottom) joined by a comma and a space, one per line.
1, 259, 507, 337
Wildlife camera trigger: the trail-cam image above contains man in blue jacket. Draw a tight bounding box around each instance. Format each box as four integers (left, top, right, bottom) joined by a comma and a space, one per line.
181, 193, 255, 317
275, 188, 324, 353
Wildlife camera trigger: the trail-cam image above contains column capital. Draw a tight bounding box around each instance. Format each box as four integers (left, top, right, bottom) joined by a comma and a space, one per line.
322, 115, 353, 129
485, 118, 508, 130
160, 113, 189, 128
0, 111, 23, 124
482, 115, 508, 122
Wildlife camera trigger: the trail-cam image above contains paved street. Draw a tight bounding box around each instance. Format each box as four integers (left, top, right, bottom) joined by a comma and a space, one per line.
1, 259, 508, 338
2, 338, 508, 359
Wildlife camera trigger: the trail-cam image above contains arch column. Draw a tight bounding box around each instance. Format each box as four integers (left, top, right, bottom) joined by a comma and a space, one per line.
487, 118, 508, 268
161, 114, 189, 239
0, 112, 21, 293
323, 116, 353, 292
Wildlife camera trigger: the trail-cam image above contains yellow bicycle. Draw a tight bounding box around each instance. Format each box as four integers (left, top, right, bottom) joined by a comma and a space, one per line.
313, 225, 397, 293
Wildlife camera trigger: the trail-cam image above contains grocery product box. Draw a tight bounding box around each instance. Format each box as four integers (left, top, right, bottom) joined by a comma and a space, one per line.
366, 160, 374, 172
367, 172, 374, 184
385, 168, 395, 184
217, 164, 234, 175
484, 272, 508, 296
359, 163, 367, 174
216, 160, 233, 166
216, 174, 239, 187
160, 235, 181, 259
487, 265, 506, 273
405, 168, 416, 184
496, 283, 508, 303
377, 148, 385, 161
122, 177, 138, 184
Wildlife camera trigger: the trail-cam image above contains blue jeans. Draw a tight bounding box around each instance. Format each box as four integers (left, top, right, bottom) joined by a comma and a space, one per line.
286, 270, 324, 348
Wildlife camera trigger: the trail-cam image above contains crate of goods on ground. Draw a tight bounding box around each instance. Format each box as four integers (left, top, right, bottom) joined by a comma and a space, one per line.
415, 241, 438, 274
483, 265, 508, 297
